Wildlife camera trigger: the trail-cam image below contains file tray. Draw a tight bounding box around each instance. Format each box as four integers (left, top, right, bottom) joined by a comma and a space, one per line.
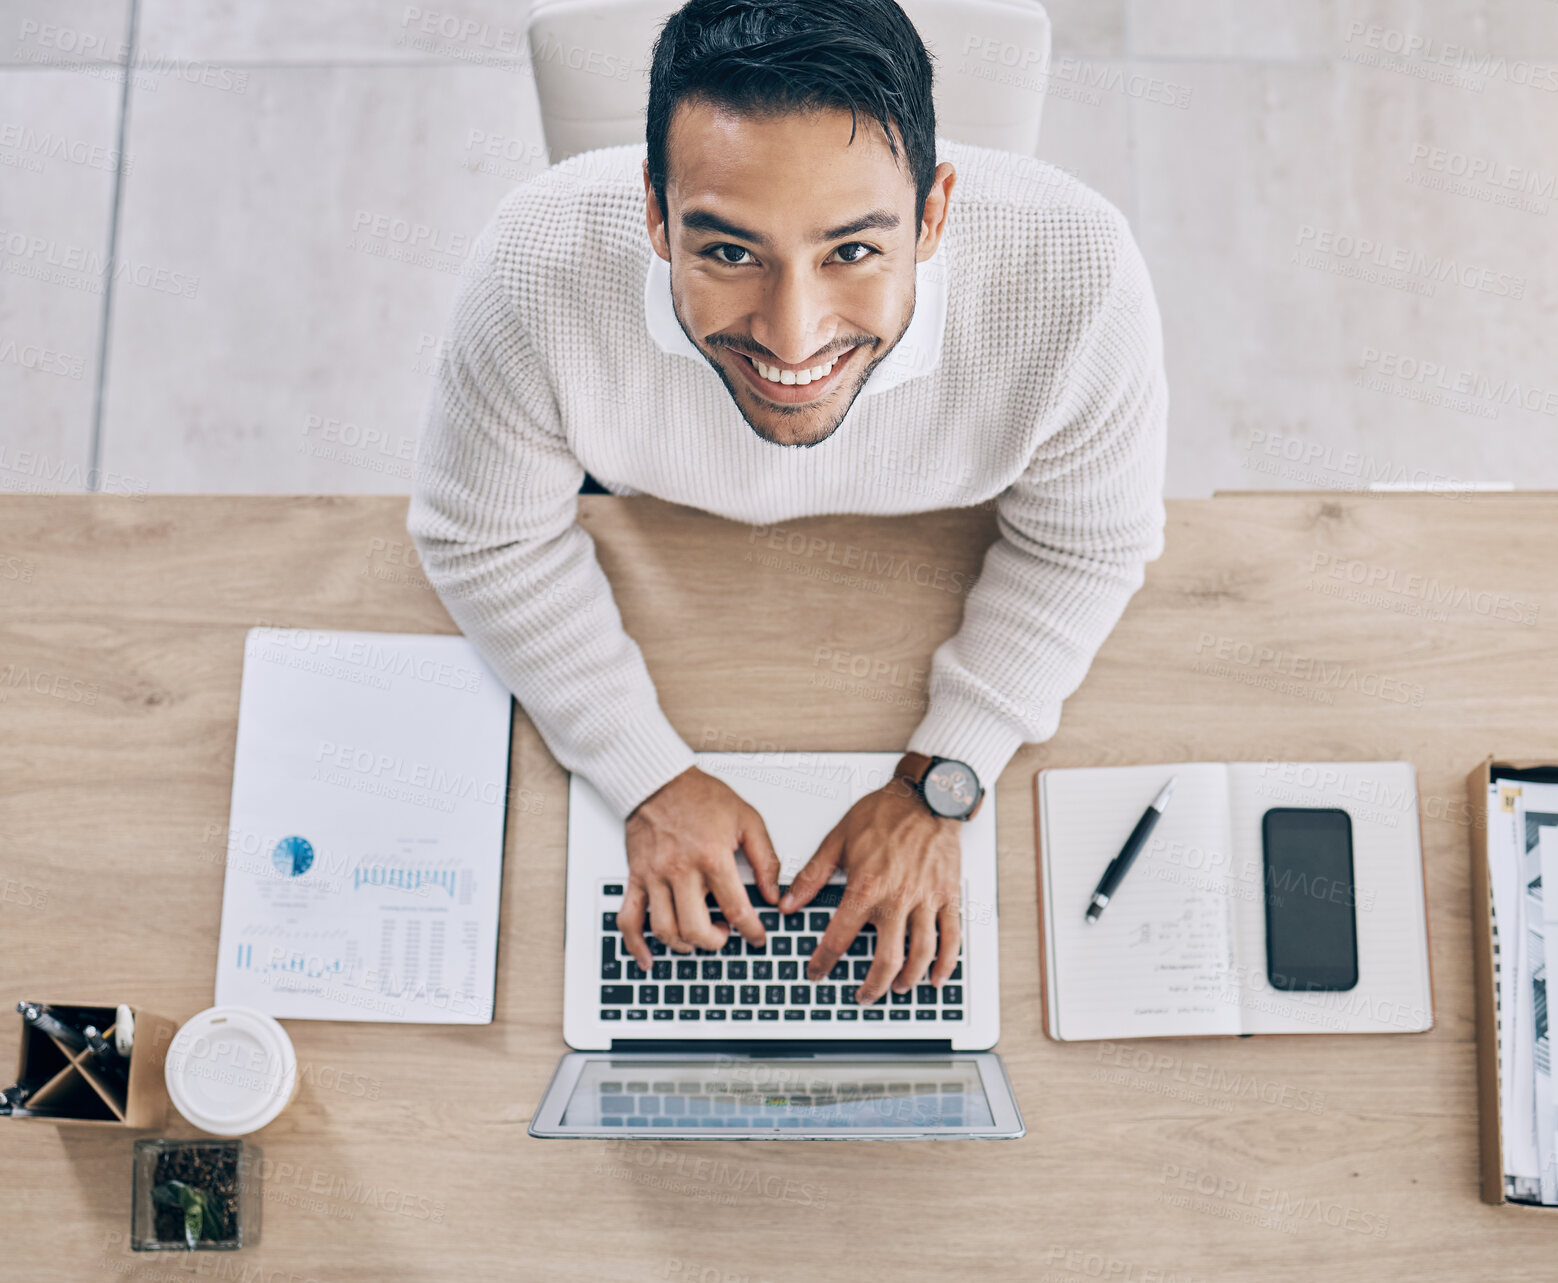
1468, 758, 1558, 1206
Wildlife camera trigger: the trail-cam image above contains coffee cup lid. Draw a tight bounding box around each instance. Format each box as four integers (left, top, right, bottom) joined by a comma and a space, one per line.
165, 1006, 296, 1136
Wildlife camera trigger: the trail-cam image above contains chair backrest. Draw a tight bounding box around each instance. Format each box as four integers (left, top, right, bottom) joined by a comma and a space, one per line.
525, 0, 1051, 165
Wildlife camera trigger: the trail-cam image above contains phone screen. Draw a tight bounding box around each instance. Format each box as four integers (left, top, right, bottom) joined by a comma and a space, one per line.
1261, 807, 1358, 992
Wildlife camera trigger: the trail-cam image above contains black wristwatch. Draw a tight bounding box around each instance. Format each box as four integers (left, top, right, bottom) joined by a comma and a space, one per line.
892, 752, 985, 821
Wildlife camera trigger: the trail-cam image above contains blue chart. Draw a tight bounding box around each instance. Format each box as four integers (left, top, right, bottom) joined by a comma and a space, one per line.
272, 835, 315, 877
234, 940, 355, 981
353, 863, 473, 904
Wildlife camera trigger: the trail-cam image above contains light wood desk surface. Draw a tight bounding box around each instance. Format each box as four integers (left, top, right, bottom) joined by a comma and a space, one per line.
1, 491, 1555, 1281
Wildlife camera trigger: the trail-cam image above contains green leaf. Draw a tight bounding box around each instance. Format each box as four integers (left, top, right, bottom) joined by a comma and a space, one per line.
201, 1199, 227, 1242
151, 1180, 187, 1209
153, 1179, 218, 1247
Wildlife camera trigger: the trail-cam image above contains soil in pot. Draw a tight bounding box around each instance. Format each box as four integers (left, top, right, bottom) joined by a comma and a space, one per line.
152, 1144, 240, 1246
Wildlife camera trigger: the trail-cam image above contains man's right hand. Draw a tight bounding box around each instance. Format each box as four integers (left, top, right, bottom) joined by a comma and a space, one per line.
617, 766, 781, 970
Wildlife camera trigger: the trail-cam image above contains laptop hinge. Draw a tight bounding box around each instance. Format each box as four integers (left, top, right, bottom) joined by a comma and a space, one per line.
607, 1038, 955, 1055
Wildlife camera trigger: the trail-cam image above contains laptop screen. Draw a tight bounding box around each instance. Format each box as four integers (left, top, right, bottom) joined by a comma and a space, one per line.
560, 1058, 994, 1130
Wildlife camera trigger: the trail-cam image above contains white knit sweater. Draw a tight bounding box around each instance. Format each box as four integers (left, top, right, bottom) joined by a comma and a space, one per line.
407, 135, 1168, 821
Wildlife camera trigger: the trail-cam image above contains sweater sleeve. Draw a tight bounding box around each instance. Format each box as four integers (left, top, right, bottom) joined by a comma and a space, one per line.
905, 211, 1169, 789
406, 216, 696, 822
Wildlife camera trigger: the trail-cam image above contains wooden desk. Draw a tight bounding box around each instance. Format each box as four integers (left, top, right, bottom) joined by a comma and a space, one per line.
1, 492, 1555, 1281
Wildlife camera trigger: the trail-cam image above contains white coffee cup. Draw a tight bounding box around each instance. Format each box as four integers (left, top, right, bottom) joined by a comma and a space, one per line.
164, 1005, 298, 1136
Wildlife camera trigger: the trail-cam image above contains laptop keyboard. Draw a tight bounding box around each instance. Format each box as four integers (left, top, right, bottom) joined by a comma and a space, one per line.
596, 881, 964, 1025
590, 1078, 973, 1128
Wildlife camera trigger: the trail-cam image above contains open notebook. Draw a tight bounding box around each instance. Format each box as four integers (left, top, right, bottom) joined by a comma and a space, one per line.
1036, 762, 1433, 1041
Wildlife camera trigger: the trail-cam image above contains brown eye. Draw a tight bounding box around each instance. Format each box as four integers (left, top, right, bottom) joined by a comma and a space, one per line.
835, 243, 876, 263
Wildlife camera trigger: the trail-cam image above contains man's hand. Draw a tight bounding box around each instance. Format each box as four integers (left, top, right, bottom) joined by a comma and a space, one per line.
783, 776, 963, 1005
617, 766, 782, 970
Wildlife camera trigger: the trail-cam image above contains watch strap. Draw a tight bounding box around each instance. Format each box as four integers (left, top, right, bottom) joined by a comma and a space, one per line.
892, 751, 934, 790
892, 752, 985, 821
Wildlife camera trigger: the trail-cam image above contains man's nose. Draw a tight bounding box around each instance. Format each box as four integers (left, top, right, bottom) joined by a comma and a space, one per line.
750, 264, 832, 367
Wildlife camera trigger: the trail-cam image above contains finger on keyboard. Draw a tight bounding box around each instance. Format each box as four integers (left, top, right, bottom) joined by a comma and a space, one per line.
648, 878, 689, 953
808, 900, 869, 983
780, 821, 844, 912
896, 905, 937, 992
931, 903, 962, 985
704, 858, 767, 948
617, 881, 652, 968
856, 915, 907, 1004
670, 872, 726, 951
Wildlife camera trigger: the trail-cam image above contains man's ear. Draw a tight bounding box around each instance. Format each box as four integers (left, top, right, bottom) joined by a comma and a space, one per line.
916, 162, 956, 261
643, 158, 671, 262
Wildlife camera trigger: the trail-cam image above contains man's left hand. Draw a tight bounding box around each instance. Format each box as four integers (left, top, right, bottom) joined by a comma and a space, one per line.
781, 776, 963, 1005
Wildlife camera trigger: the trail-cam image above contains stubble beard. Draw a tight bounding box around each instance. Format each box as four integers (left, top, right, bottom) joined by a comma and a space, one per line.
668, 258, 918, 449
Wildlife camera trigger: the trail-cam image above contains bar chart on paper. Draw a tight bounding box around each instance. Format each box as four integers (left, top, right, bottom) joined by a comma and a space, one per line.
213, 629, 514, 1023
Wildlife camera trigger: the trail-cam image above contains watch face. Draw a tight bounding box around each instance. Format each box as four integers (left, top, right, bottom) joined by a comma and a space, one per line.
922, 759, 979, 818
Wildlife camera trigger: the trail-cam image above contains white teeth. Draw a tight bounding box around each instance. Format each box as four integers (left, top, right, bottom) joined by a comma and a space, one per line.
751, 349, 847, 386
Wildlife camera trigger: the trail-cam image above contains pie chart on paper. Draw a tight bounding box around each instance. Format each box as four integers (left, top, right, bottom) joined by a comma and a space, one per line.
271, 835, 314, 877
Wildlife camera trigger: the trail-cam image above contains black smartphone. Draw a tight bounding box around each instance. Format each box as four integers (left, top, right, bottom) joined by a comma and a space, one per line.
1261, 807, 1358, 992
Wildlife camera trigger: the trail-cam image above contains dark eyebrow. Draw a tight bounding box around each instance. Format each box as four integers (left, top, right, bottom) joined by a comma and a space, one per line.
678, 207, 901, 248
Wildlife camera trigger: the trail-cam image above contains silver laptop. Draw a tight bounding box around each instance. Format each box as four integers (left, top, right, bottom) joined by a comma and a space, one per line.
530, 751, 1023, 1139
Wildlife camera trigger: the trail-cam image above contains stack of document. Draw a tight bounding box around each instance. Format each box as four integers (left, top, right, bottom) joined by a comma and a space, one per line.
1486, 772, 1558, 1202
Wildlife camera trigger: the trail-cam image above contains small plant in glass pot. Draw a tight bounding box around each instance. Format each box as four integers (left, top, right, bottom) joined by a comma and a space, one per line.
131, 1138, 258, 1251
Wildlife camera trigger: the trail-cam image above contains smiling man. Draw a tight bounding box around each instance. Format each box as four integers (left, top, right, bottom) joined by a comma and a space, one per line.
653, 108, 923, 449
407, 0, 1168, 1008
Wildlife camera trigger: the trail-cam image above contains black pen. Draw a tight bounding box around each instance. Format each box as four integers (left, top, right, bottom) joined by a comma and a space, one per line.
83, 1024, 130, 1091
17, 1001, 88, 1052
1085, 776, 1177, 923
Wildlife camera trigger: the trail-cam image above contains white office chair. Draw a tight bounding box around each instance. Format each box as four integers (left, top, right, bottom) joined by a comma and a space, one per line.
525, 0, 1051, 165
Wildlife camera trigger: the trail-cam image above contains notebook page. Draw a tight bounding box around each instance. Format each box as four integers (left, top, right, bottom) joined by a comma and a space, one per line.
1226, 762, 1431, 1035
1040, 763, 1237, 1041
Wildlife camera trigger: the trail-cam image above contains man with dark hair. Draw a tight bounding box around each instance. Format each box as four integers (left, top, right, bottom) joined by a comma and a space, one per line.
408, 0, 1168, 1008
